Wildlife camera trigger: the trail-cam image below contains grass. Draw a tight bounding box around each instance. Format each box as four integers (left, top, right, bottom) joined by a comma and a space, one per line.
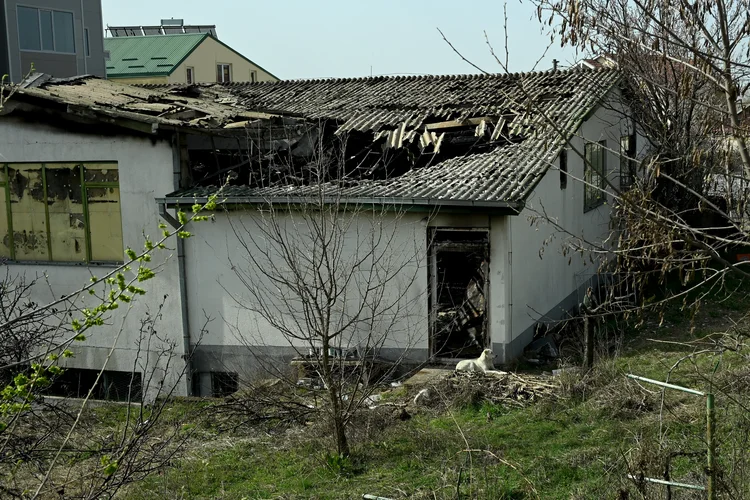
116, 284, 750, 499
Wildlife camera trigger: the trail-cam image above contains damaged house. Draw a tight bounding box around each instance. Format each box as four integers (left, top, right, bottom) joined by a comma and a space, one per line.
0, 68, 633, 398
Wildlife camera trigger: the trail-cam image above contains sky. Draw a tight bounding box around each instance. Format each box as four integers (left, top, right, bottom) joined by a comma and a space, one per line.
100, 0, 579, 80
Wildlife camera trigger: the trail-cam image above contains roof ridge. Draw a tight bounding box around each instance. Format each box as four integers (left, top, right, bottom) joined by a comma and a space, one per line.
104, 32, 209, 41
133, 67, 616, 89
217, 66, 616, 87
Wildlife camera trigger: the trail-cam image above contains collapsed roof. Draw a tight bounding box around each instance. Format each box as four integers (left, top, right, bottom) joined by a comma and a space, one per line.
6, 69, 619, 210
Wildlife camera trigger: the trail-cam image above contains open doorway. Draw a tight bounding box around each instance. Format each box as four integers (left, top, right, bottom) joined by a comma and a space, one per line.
428, 228, 489, 359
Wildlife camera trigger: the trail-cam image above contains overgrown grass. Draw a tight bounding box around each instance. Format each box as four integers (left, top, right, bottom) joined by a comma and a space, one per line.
116, 285, 750, 499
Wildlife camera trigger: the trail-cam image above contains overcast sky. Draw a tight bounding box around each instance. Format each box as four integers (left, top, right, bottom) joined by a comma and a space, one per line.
101, 0, 579, 80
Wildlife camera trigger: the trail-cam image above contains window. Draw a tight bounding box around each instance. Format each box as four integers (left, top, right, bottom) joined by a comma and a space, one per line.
45, 368, 142, 402
0, 163, 123, 263
559, 148, 568, 189
584, 141, 607, 211
17, 7, 75, 53
211, 372, 238, 397
84, 28, 90, 57
216, 63, 231, 83
18, 7, 41, 50
250, 70, 257, 83
620, 135, 636, 190
186, 66, 195, 84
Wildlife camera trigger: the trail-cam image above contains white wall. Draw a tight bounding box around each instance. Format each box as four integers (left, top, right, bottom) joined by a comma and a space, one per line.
183, 209, 430, 369
508, 93, 631, 355
0, 117, 185, 399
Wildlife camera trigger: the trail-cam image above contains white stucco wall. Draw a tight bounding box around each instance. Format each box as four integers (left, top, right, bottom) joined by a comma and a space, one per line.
507, 94, 631, 356
182, 209, 430, 371
0, 117, 185, 399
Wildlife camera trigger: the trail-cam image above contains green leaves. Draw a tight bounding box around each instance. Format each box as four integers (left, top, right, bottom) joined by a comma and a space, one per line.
101, 455, 118, 476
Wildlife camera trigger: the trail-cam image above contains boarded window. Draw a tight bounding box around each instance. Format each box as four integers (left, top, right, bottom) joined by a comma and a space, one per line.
46, 164, 86, 262
0, 163, 122, 263
8, 164, 49, 261
584, 141, 607, 211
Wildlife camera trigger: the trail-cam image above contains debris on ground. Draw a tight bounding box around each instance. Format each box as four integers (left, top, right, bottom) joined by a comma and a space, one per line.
417, 370, 559, 409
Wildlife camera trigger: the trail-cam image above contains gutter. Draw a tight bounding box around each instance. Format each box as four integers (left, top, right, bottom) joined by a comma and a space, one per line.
158, 202, 193, 396
158, 133, 194, 396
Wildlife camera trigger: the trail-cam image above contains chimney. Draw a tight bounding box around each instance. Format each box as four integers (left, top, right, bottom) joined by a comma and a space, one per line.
552, 59, 559, 71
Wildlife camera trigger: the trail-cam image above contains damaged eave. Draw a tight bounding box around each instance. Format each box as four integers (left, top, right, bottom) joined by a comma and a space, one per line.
156, 194, 524, 215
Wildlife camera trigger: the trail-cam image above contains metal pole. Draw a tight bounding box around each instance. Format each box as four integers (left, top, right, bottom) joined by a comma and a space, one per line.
707, 393, 716, 500
626, 374, 706, 396
626, 474, 705, 491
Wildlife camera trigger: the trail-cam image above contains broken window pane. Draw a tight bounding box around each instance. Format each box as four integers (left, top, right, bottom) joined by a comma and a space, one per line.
429, 229, 489, 358
86, 186, 123, 262
83, 163, 119, 184
46, 164, 86, 262
8, 164, 49, 261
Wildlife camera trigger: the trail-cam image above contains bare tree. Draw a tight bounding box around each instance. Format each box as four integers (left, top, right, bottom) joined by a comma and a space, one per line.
525, 0, 750, 303
220, 123, 427, 457
0, 177, 219, 496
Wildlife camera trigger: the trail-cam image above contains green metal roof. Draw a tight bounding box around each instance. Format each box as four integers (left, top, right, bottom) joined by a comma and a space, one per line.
104, 33, 208, 78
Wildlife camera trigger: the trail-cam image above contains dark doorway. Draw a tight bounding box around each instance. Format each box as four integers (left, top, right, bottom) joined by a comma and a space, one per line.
429, 229, 489, 358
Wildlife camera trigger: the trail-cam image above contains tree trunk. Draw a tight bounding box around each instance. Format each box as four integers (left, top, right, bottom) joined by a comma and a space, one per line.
321, 336, 350, 457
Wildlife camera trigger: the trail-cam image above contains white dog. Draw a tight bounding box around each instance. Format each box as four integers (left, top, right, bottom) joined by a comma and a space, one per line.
455, 348, 496, 373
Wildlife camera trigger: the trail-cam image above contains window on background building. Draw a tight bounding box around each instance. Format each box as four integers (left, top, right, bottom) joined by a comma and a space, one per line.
0, 163, 123, 263
18, 7, 76, 53
250, 70, 257, 83
186, 66, 195, 84
216, 63, 231, 83
620, 134, 636, 190
584, 141, 607, 211
84, 28, 90, 57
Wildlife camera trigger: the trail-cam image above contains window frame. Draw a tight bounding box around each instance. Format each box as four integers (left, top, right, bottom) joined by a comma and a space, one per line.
186, 66, 195, 84
0, 162, 123, 264
584, 140, 607, 212
210, 371, 238, 397
216, 63, 232, 83
17, 5, 77, 54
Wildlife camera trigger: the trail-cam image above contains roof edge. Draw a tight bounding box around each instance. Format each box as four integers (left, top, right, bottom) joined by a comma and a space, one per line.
157, 193, 524, 213
204, 34, 280, 80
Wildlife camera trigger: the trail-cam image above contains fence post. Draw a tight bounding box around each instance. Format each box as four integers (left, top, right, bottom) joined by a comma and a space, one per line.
706, 392, 716, 500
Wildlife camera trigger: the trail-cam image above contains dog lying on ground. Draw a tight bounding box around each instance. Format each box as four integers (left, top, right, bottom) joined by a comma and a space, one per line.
455, 348, 496, 373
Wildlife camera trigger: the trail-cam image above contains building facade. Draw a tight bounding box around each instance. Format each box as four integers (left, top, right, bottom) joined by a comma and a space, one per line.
0, 0, 106, 82
1, 70, 637, 400
104, 32, 277, 85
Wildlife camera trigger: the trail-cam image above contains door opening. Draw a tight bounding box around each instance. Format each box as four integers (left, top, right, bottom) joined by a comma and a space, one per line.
429, 228, 489, 359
